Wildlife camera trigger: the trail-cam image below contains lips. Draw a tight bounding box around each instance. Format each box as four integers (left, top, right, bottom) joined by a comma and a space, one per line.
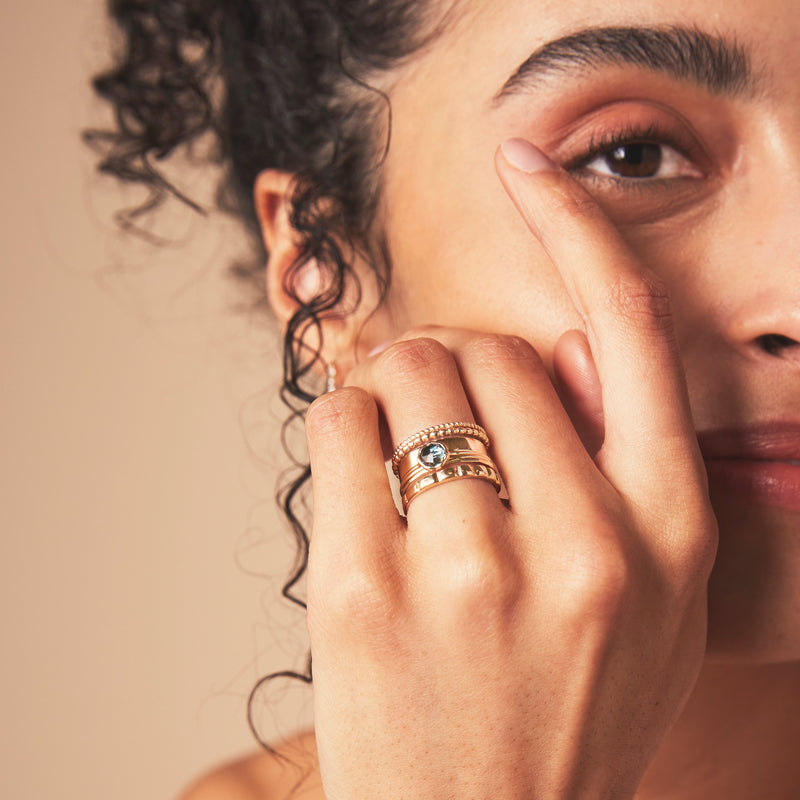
698, 422, 800, 513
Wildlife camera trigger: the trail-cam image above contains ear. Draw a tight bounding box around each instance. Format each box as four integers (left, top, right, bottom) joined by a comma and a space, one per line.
253, 169, 395, 381
253, 169, 311, 325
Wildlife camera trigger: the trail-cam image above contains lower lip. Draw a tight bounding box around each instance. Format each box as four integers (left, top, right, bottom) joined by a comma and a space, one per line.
704, 459, 800, 513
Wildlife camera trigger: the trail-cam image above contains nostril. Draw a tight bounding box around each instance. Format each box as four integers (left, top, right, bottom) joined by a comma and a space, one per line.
754, 333, 800, 356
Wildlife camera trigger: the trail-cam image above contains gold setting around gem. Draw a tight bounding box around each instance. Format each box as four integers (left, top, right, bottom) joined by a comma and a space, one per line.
392, 424, 501, 513
391, 422, 489, 476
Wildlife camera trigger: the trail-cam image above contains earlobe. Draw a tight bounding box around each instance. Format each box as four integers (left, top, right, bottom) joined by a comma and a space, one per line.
253, 168, 397, 386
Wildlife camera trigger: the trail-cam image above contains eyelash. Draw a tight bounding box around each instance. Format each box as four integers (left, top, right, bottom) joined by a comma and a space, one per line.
564, 121, 702, 186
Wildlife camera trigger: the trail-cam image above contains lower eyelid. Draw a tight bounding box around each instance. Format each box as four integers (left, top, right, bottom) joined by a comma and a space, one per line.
566, 173, 716, 226
570, 171, 705, 195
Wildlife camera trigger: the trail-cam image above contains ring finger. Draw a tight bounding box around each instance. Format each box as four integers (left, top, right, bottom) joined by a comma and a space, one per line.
346, 335, 505, 539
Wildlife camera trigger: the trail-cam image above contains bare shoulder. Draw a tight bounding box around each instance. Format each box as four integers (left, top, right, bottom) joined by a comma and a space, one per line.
178, 730, 323, 800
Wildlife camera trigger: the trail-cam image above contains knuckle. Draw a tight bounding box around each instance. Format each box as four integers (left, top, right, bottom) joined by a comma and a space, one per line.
561, 536, 632, 625
377, 337, 453, 383
438, 545, 522, 624
600, 273, 675, 334
305, 386, 375, 445
308, 564, 396, 639
463, 333, 542, 370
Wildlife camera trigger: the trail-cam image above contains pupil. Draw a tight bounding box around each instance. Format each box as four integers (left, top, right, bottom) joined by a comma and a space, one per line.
606, 143, 662, 177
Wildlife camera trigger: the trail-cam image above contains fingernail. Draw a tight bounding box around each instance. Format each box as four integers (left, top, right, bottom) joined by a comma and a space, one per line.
501, 138, 557, 173
368, 341, 392, 358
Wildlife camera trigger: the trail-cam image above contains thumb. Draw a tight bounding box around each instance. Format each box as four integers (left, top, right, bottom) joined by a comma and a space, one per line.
553, 329, 604, 457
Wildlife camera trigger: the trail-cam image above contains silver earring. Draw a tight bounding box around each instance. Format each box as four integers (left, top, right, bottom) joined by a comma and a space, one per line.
325, 362, 338, 393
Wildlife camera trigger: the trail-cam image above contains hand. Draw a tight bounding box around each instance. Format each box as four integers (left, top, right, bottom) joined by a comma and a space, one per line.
303, 138, 718, 800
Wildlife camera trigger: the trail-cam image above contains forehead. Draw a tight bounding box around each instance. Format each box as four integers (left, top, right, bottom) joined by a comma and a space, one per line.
401, 0, 792, 98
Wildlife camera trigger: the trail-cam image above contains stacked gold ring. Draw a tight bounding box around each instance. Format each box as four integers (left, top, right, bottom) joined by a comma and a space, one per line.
391, 422, 490, 477
393, 423, 501, 513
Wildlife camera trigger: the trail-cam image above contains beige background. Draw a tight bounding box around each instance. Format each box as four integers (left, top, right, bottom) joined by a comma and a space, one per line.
1, 2, 313, 798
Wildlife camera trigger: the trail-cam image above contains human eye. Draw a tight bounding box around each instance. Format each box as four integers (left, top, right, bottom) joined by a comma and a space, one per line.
567, 123, 705, 184
548, 109, 720, 222
536, 98, 727, 222
582, 141, 702, 180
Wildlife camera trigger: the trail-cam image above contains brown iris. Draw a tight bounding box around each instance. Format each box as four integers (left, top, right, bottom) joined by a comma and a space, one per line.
604, 143, 662, 177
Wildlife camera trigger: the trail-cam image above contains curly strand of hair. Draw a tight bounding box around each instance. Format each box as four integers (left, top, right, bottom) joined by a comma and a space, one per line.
88, 0, 446, 749
246, 653, 313, 752
85, 0, 222, 233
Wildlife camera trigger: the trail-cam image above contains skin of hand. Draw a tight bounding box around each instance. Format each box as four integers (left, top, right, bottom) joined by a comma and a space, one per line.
303, 138, 718, 799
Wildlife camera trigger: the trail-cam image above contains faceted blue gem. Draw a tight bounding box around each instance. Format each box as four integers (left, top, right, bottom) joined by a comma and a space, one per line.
419, 441, 447, 469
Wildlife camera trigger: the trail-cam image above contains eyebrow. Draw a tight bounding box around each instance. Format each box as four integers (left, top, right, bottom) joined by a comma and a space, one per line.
494, 26, 756, 103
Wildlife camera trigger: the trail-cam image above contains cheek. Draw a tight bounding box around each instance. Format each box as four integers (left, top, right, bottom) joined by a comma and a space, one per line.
380, 152, 583, 360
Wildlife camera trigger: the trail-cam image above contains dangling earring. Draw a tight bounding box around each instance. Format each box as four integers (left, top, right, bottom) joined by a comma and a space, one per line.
325, 362, 338, 393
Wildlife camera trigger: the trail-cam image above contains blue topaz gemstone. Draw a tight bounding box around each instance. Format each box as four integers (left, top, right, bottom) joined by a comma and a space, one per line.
419, 441, 447, 469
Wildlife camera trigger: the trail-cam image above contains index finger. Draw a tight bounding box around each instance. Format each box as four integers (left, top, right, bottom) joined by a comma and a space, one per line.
495, 138, 705, 499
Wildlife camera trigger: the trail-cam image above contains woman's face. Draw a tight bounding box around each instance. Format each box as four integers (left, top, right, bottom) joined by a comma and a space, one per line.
287, 0, 800, 660
373, 0, 800, 661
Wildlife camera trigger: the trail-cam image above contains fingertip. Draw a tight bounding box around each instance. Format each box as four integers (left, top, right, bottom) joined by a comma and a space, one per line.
494, 139, 564, 244
499, 138, 558, 174
495, 138, 601, 235
554, 330, 601, 407
553, 330, 595, 379
554, 330, 605, 455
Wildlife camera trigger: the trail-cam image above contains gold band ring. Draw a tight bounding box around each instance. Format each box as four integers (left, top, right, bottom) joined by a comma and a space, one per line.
391, 422, 489, 477
397, 435, 490, 486
394, 431, 501, 513
400, 455, 502, 514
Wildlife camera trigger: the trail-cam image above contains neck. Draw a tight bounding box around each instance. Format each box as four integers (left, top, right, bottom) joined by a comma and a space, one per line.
636, 660, 800, 800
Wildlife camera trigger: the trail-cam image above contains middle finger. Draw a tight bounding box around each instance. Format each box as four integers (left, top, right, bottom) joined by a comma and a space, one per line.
395, 328, 601, 520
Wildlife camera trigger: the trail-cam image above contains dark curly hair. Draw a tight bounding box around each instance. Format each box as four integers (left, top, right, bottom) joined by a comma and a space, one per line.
86, 0, 450, 744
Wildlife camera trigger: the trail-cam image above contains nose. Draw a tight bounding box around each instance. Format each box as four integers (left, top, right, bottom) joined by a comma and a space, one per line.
673, 154, 800, 427
725, 195, 800, 364
730, 303, 800, 363
675, 218, 800, 431
706, 158, 800, 367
